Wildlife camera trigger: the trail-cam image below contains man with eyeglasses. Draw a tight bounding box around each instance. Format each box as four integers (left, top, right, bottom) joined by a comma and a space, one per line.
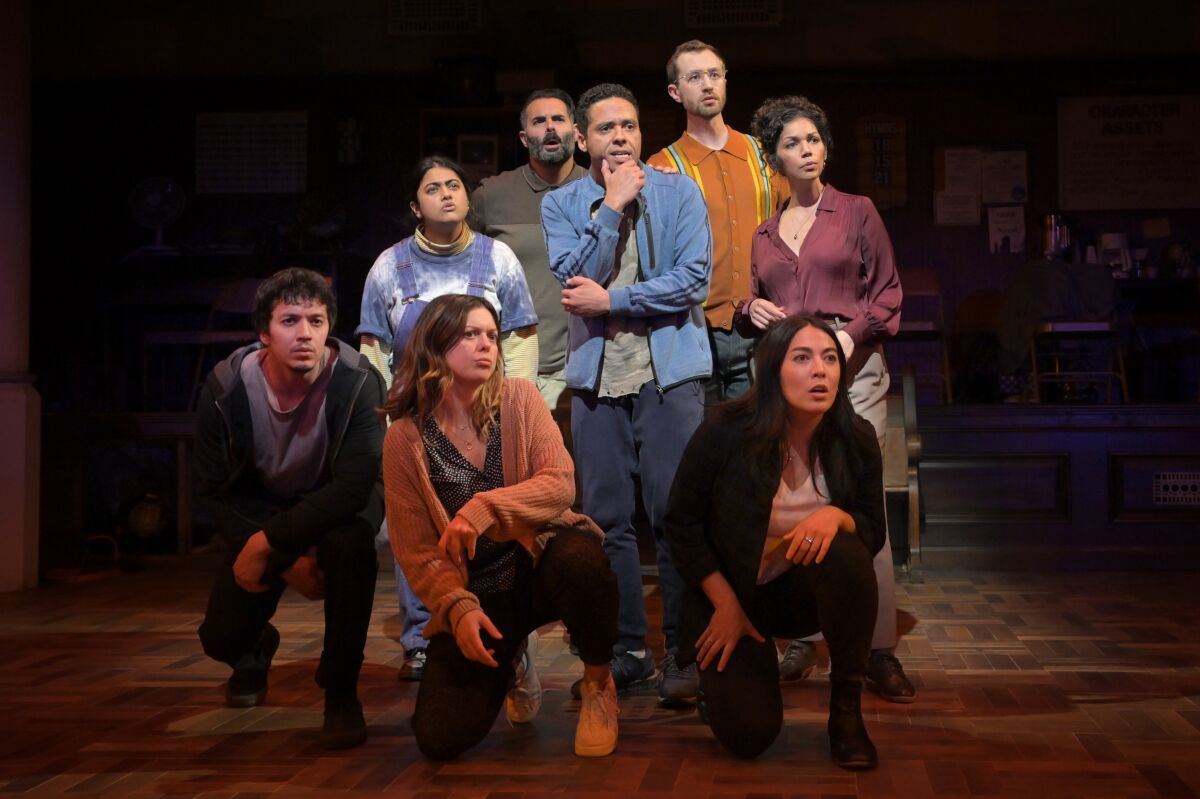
649, 39, 789, 404
652, 40, 827, 686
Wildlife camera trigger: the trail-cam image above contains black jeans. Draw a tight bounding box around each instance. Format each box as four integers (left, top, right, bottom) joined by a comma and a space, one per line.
700, 533, 877, 758
412, 528, 618, 759
198, 517, 378, 701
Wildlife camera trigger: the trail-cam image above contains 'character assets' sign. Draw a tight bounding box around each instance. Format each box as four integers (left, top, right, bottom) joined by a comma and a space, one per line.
1058, 96, 1200, 210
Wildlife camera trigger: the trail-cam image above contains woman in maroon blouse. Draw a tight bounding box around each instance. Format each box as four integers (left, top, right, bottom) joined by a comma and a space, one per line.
743, 95, 914, 703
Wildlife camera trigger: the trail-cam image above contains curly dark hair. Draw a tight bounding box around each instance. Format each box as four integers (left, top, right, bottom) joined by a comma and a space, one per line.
750, 95, 834, 170
253, 267, 337, 333
575, 83, 638, 132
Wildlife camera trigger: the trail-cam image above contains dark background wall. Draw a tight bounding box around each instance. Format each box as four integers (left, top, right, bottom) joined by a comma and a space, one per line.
30, 0, 1200, 411
27, 0, 1200, 570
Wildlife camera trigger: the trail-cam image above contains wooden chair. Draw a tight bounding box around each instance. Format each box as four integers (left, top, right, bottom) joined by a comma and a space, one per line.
884, 367, 922, 570
1030, 320, 1129, 403
888, 266, 953, 403
142, 278, 261, 410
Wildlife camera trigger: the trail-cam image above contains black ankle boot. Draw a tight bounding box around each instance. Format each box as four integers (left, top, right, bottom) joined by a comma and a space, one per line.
321, 693, 367, 750
827, 678, 877, 770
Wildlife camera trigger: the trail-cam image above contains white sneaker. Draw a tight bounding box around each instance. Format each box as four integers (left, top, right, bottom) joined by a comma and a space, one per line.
575, 673, 619, 757
505, 631, 542, 724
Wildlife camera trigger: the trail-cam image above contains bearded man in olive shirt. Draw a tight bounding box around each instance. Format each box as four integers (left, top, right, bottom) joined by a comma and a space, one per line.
470, 89, 587, 410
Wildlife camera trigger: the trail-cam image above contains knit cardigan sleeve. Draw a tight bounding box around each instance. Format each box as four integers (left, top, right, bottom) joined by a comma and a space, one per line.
454, 378, 576, 541
383, 418, 478, 636
382, 378, 580, 638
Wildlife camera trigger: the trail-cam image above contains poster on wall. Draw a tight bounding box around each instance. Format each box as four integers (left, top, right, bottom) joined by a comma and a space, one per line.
934, 147, 981, 225
934, 146, 1028, 227
1058, 96, 1200, 210
855, 115, 907, 210
987, 206, 1026, 254
981, 150, 1028, 205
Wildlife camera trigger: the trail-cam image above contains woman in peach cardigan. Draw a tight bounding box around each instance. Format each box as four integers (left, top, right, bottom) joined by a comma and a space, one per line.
382, 294, 618, 759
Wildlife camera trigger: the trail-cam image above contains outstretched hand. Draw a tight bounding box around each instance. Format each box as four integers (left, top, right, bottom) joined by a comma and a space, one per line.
748, 298, 788, 329
695, 599, 764, 672
233, 531, 272, 593
783, 505, 846, 566
281, 555, 324, 600
439, 514, 480, 565
454, 608, 502, 667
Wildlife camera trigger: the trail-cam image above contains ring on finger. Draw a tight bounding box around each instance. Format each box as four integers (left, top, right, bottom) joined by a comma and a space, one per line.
805, 536, 815, 544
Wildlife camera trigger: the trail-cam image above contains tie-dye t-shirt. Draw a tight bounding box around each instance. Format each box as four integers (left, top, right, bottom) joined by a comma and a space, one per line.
355, 234, 538, 369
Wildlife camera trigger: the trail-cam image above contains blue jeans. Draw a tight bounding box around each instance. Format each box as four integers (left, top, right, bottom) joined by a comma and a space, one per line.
571, 379, 704, 652
395, 559, 432, 653
377, 519, 431, 653
705, 322, 756, 404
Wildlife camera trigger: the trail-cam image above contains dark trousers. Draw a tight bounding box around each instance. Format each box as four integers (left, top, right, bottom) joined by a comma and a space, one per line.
198, 517, 379, 699
700, 534, 877, 758
413, 529, 617, 759
571, 379, 704, 652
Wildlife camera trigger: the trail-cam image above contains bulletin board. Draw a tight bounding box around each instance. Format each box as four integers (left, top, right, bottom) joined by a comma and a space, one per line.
933, 145, 1029, 254
934, 146, 1028, 225
1058, 96, 1200, 210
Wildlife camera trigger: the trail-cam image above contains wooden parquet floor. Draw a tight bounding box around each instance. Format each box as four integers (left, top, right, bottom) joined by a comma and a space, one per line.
3, 557, 1200, 798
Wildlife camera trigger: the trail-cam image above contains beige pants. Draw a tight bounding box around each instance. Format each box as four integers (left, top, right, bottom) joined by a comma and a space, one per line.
535, 369, 569, 412
797, 341, 897, 651
845, 344, 897, 651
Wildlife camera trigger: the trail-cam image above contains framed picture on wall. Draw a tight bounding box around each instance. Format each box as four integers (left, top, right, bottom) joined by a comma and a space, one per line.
457, 134, 498, 187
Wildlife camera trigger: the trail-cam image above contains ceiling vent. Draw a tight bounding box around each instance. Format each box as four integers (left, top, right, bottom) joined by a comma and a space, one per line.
389, 0, 482, 35
685, 0, 782, 28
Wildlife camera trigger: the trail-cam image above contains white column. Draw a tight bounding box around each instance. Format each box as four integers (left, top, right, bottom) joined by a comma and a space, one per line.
0, 0, 39, 591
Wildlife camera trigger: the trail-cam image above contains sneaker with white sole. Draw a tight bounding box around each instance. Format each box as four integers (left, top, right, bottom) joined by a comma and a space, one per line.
575, 674, 619, 757
397, 647, 427, 682
658, 649, 699, 706
778, 639, 818, 682
570, 647, 655, 699
505, 631, 542, 724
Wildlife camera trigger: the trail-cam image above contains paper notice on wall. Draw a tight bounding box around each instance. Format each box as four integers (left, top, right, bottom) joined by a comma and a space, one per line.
935, 191, 980, 226
988, 206, 1026, 254
942, 148, 982, 193
982, 150, 1028, 204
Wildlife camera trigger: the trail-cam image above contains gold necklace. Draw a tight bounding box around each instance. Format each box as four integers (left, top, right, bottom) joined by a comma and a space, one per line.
442, 416, 477, 451
785, 189, 824, 241
786, 205, 819, 241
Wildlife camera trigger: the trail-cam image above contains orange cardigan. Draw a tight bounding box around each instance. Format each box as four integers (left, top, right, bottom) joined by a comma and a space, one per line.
383, 377, 601, 639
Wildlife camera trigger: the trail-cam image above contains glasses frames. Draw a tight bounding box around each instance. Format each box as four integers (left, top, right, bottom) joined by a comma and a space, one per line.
678, 69, 727, 86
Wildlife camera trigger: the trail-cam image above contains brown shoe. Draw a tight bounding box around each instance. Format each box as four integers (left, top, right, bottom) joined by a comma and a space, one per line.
866, 649, 916, 703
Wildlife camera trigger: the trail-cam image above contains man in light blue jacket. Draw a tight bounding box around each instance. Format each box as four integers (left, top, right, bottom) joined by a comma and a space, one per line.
541, 82, 712, 706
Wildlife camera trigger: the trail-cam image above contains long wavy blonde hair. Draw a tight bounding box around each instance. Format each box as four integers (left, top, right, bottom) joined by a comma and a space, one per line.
384, 294, 504, 438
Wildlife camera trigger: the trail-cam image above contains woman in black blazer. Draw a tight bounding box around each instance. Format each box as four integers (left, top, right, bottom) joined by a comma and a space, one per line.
665, 314, 884, 769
